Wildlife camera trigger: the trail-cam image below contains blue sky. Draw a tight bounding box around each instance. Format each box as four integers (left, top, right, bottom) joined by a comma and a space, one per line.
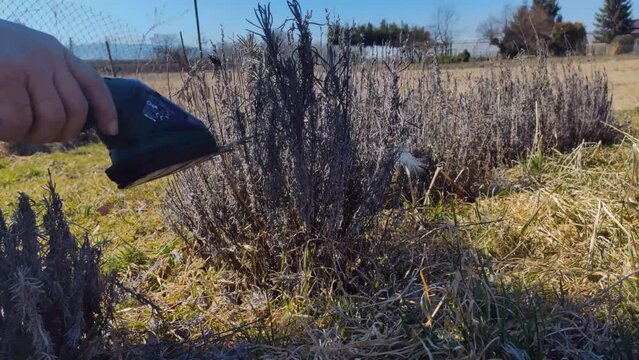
5, 0, 638, 49
62, 0, 638, 46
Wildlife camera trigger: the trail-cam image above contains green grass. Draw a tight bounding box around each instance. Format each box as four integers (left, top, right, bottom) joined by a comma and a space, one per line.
0, 143, 175, 274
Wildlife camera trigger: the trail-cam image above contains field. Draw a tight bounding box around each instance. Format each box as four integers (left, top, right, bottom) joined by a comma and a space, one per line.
4, 37, 639, 359
441, 55, 639, 112
135, 55, 639, 112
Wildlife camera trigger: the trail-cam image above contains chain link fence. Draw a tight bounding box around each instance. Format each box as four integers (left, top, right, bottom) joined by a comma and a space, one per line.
451, 39, 499, 58
0, 0, 196, 73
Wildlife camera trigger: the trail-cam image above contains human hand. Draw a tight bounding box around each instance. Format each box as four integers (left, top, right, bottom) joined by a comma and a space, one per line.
0, 19, 118, 144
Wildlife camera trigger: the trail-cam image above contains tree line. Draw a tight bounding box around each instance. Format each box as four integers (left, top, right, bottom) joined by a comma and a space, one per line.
479, 0, 635, 57
328, 20, 431, 47
150, 0, 635, 63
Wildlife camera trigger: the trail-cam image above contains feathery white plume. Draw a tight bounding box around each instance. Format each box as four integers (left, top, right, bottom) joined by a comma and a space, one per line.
397, 148, 425, 177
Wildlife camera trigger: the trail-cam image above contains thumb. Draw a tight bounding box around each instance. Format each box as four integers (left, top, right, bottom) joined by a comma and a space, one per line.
64, 49, 118, 135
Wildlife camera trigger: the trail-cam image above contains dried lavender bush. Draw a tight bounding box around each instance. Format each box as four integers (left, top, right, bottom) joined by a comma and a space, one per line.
166, 2, 618, 283
0, 180, 111, 360
403, 57, 617, 196
166, 2, 403, 280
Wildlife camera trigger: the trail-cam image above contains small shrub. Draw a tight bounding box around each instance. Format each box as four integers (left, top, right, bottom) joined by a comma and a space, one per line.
437, 49, 471, 64
0, 179, 112, 359
166, 1, 618, 287
406, 57, 617, 195
1, 130, 99, 157
166, 2, 401, 282
1, 143, 51, 156
550, 21, 587, 55
609, 34, 636, 55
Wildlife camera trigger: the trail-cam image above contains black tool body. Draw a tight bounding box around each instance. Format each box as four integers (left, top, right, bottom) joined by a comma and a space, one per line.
87, 78, 220, 189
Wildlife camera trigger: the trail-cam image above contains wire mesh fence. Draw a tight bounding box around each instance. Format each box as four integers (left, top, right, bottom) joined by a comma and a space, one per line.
0, 0, 196, 74
451, 39, 499, 58
0, 0, 146, 59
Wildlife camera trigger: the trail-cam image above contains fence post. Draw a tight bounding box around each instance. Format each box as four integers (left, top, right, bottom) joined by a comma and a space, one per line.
180, 31, 190, 69
193, 0, 203, 59
104, 39, 117, 77
166, 50, 172, 100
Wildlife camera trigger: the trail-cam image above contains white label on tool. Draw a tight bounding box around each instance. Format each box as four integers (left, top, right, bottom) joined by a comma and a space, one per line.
143, 95, 173, 123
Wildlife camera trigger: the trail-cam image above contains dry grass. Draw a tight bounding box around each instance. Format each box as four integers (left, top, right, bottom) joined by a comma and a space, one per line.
138, 55, 639, 114
470, 130, 639, 307
4, 3, 639, 358
0, 89, 634, 358
155, 2, 627, 358
114, 132, 639, 358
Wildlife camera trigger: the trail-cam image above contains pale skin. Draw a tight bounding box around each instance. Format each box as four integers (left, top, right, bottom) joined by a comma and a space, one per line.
0, 19, 118, 144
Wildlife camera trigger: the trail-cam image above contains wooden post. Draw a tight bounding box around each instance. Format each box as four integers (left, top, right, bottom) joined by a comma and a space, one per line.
105, 39, 117, 77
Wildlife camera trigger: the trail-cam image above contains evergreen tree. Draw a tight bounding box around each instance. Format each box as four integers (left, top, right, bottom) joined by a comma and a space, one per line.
329, 20, 430, 47
594, 0, 634, 43
533, 0, 562, 22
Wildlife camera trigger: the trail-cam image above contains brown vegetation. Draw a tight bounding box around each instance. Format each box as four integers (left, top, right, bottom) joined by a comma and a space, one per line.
3, 1, 639, 358
160, 2, 627, 357
0, 179, 110, 359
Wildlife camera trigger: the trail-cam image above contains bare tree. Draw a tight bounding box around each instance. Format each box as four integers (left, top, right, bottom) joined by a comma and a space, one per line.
150, 33, 179, 58
477, 15, 503, 46
477, 6, 515, 46
431, 6, 457, 56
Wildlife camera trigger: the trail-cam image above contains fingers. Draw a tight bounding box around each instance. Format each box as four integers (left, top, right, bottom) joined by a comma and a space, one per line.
0, 85, 33, 142
65, 50, 118, 136
53, 69, 88, 142
23, 71, 66, 143
0, 20, 116, 143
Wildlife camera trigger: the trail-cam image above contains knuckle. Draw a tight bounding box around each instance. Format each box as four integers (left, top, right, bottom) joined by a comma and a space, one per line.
41, 33, 60, 45
2, 112, 32, 141
71, 97, 89, 118
29, 46, 54, 62
38, 107, 66, 132
30, 65, 52, 79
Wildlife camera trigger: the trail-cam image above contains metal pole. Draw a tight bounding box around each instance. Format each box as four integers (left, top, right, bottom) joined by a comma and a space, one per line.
193, 0, 203, 59
180, 31, 190, 69
105, 39, 117, 77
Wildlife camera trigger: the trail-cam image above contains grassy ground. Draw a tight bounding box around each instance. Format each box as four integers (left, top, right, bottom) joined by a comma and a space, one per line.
2, 58, 639, 356
1, 113, 639, 357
